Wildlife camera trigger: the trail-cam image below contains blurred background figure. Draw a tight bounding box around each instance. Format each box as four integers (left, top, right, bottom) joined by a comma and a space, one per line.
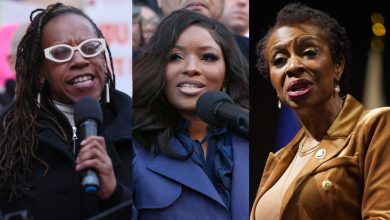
133, 0, 163, 17
157, 0, 224, 20
132, 4, 161, 50
140, 5, 160, 43
7, 24, 29, 75
0, 79, 16, 115
132, 0, 248, 61
0, 23, 28, 114
133, 5, 145, 50
219, 0, 249, 38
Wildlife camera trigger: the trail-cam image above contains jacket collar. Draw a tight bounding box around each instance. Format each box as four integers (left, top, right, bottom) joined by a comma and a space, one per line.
253, 95, 366, 217
146, 134, 249, 215
146, 137, 227, 209
99, 87, 132, 143
36, 88, 132, 163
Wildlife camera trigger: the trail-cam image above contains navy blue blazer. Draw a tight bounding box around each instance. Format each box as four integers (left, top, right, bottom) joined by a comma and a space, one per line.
132, 134, 249, 220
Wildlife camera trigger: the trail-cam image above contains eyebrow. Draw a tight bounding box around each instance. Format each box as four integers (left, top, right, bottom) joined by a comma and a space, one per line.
296, 36, 319, 44
172, 45, 220, 53
270, 36, 319, 55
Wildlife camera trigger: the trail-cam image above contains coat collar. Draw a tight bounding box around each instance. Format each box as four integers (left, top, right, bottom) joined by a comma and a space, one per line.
146, 134, 249, 216
98, 87, 132, 143
36, 88, 132, 164
147, 137, 227, 209
253, 95, 366, 218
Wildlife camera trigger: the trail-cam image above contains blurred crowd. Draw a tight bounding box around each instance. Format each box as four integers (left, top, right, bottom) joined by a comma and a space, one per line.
132, 0, 249, 51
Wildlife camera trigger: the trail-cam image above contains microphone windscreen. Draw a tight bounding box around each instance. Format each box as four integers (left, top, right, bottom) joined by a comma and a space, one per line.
74, 97, 103, 127
196, 91, 234, 126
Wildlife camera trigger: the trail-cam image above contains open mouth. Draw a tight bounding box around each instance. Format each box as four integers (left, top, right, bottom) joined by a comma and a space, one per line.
287, 79, 313, 97
69, 74, 94, 86
179, 84, 205, 89
177, 80, 206, 96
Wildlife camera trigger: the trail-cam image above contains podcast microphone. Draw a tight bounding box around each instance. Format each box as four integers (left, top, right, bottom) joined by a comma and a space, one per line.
74, 97, 103, 194
196, 91, 249, 135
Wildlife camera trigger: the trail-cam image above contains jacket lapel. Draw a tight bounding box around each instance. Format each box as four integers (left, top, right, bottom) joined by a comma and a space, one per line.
255, 130, 304, 202
230, 135, 249, 220
279, 136, 351, 214
279, 95, 366, 215
146, 137, 227, 210
37, 129, 75, 163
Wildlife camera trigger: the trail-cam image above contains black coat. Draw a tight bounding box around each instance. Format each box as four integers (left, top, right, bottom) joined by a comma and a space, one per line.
0, 88, 132, 220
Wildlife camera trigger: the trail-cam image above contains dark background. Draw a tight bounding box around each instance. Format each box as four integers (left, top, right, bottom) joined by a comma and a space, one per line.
249, 0, 390, 208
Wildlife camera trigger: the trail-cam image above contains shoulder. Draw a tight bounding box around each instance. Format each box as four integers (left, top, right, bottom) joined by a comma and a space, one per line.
109, 87, 132, 103
232, 134, 249, 146
232, 34, 249, 46
356, 107, 390, 132
232, 34, 249, 61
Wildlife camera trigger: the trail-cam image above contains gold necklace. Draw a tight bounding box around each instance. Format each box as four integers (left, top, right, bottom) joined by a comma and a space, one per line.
298, 136, 321, 157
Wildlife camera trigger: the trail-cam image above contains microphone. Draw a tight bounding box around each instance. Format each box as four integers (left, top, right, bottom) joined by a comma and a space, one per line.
74, 97, 103, 194
196, 91, 249, 135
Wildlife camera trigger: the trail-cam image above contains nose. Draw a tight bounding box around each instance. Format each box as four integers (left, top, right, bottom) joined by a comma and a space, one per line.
182, 56, 201, 76
69, 50, 89, 70
285, 55, 304, 77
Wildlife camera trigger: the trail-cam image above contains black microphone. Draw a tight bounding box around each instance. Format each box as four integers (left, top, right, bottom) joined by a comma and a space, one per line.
74, 97, 103, 194
196, 91, 249, 135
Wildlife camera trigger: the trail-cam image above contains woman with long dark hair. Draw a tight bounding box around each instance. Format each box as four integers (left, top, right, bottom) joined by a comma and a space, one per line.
0, 3, 132, 219
132, 9, 249, 219
251, 3, 390, 219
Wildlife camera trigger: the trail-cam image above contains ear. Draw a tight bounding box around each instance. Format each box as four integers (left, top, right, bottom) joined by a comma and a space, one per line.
334, 57, 345, 81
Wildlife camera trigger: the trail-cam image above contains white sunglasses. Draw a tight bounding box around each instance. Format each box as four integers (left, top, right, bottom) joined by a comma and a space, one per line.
44, 38, 106, 63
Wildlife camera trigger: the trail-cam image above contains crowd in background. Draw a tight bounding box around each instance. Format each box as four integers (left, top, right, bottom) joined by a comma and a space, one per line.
132, 0, 249, 51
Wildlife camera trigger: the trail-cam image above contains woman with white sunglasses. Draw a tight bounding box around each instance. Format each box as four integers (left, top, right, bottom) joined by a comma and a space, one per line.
0, 3, 132, 220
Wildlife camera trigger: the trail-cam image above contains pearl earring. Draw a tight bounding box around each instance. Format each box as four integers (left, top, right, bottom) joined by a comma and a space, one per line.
334, 81, 340, 93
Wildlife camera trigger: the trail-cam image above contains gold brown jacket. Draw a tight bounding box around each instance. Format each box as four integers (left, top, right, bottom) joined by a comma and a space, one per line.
251, 95, 390, 220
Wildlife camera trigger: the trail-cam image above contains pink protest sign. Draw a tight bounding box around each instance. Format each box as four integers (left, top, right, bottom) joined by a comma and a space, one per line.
0, 24, 18, 87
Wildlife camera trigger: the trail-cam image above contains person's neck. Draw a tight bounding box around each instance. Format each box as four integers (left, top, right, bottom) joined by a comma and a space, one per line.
232, 27, 249, 37
181, 112, 209, 158
180, 112, 209, 142
295, 95, 343, 145
52, 99, 75, 127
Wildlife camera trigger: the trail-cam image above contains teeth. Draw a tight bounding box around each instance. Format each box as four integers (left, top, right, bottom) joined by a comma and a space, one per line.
180, 84, 202, 89
71, 75, 92, 85
73, 79, 92, 86
292, 85, 308, 91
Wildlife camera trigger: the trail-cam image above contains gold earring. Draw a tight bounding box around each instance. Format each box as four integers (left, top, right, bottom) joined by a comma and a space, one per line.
222, 87, 227, 93
278, 96, 282, 109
